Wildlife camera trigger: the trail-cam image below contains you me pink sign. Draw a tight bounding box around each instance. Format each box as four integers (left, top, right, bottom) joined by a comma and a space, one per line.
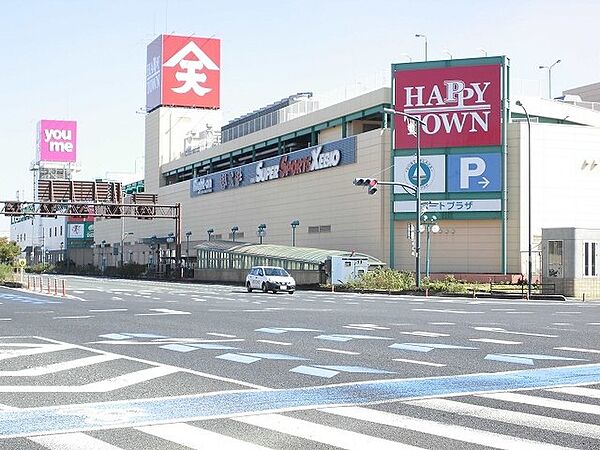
38, 120, 77, 162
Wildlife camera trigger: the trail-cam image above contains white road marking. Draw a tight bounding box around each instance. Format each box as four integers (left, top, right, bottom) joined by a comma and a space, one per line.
206, 332, 237, 338
135, 308, 191, 316
469, 338, 522, 345
392, 358, 446, 367
53, 316, 92, 319
0, 343, 75, 361
0, 354, 119, 376
413, 308, 485, 315
257, 339, 292, 346
111, 297, 122, 300
399, 331, 450, 337
428, 322, 455, 325
138, 423, 271, 449
554, 346, 600, 354
325, 406, 570, 450
30, 432, 123, 449
552, 322, 571, 326
548, 386, 600, 399
409, 398, 600, 439
317, 348, 360, 355
472, 326, 558, 338
0, 318, 11, 321
0, 366, 179, 392
236, 413, 424, 449
479, 392, 600, 415
88, 309, 128, 312
344, 324, 390, 331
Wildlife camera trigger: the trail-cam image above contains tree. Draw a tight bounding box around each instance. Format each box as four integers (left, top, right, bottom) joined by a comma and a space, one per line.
0, 238, 21, 264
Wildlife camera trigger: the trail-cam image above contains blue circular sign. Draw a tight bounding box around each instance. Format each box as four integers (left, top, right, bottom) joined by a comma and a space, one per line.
407, 162, 431, 187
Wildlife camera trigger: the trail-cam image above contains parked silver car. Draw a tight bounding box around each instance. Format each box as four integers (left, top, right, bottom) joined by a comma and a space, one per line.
246, 266, 296, 294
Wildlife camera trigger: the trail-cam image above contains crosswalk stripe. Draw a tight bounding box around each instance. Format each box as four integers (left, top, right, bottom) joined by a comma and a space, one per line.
324, 406, 571, 450
479, 392, 600, 415
548, 386, 600, 399
235, 413, 424, 449
30, 432, 123, 449
409, 398, 600, 439
137, 423, 271, 449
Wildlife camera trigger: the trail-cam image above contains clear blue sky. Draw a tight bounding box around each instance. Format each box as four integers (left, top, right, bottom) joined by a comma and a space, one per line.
1, 0, 598, 233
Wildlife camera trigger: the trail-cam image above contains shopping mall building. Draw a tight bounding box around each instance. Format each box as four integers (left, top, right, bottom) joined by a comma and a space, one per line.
91, 35, 600, 294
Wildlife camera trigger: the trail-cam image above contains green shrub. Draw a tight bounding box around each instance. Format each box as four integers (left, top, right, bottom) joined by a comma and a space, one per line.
422, 275, 468, 293
345, 268, 416, 291
28, 263, 53, 274
0, 264, 12, 282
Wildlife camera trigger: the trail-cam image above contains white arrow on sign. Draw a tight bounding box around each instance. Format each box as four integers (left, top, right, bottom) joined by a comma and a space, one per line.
478, 176, 490, 189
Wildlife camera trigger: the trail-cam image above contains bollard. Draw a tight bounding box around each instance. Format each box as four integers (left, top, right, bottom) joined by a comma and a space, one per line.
27, 276, 30, 290
61, 279, 66, 297
54, 278, 58, 296
46, 277, 51, 294
583, 293, 586, 302
39, 276, 43, 293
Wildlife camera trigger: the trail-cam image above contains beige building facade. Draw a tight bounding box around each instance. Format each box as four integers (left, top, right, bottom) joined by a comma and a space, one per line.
94, 86, 600, 284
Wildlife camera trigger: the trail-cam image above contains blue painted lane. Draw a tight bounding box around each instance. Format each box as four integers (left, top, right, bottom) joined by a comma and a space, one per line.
0, 293, 60, 305
2, 364, 600, 438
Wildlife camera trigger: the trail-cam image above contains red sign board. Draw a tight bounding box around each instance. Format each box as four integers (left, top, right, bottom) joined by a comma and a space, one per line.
393, 64, 501, 149
146, 35, 220, 110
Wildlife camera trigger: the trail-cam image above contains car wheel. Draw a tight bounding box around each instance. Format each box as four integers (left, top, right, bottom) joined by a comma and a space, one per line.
246, 282, 252, 293
262, 283, 268, 293
288, 290, 295, 295
272, 290, 278, 294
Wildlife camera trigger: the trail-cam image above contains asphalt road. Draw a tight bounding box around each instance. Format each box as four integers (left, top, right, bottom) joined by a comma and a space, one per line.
0, 275, 599, 449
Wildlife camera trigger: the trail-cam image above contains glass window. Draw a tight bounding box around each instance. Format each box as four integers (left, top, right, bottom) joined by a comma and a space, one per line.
547, 240, 563, 278
257, 268, 264, 276
584, 242, 598, 276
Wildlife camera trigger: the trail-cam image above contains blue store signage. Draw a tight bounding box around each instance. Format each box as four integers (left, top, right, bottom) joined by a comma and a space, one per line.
190, 136, 356, 197
447, 153, 501, 192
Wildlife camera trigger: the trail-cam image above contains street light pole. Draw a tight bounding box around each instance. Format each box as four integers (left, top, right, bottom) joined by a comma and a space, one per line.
415, 34, 428, 61
516, 100, 532, 298
538, 59, 561, 99
383, 107, 425, 289
120, 231, 133, 268
290, 220, 300, 247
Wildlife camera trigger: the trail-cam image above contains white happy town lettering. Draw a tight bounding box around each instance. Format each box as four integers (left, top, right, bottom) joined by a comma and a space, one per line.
44, 128, 74, 153
403, 79, 491, 135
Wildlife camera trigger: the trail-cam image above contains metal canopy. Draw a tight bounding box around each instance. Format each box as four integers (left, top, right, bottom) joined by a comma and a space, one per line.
194, 241, 384, 266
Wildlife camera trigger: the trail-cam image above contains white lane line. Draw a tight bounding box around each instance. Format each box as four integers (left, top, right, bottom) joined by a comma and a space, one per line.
392, 358, 446, 367
111, 297, 122, 300
30, 432, 123, 449
554, 346, 600, 354
206, 332, 237, 338
479, 392, 600, 415
0, 318, 11, 321
257, 340, 292, 346
548, 387, 600, 399
236, 413, 424, 449
428, 322, 455, 325
399, 331, 449, 337
138, 423, 270, 449
0, 366, 179, 392
0, 343, 75, 361
324, 406, 570, 450
89, 309, 128, 312
317, 348, 360, 355
469, 338, 522, 345
409, 398, 600, 439
53, 316, 92, 319
0, 354, 119, 376
413, 308, 485, 315
472, 327, 558, 338
135, 308, 191, 316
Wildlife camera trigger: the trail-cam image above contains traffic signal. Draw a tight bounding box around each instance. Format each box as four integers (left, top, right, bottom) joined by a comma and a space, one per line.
367, 179, 378, 195
353, 178, 378, 194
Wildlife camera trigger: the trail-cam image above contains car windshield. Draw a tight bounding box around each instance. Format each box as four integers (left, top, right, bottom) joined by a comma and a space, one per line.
264, 268, 289, 276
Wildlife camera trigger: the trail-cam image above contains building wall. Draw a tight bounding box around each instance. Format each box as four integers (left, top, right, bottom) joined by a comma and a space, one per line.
564, 82, 600, 102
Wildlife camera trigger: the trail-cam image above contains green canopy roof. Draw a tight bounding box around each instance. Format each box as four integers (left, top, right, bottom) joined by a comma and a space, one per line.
195, 241, 384, 266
